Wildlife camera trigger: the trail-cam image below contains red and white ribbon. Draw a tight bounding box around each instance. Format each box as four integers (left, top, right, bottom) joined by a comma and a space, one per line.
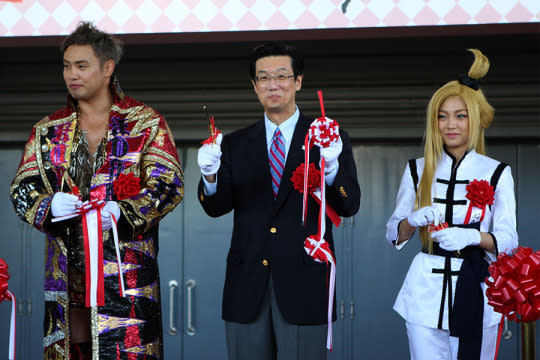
303, 157, 336, 351
82, 205, 105, 307
302, 90, 340, 226
52, 199, 125, 305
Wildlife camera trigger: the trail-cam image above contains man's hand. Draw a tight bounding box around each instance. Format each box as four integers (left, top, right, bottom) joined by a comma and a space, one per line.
431, 227, 481, 251
198, 133, 222, 177
320, 134, 342, 175
101, 201, 121, 231
51, 192, 81, 217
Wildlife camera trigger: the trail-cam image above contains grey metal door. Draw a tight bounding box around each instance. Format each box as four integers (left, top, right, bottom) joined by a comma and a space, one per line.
160, 147, 231, 359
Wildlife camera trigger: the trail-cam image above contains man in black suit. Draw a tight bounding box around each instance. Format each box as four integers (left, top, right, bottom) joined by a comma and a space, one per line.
197, 42, 360, 360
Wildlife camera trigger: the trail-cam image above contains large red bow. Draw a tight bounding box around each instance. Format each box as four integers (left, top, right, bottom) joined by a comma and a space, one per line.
485, 246, 540, 323
0, 258, 16, 359
0, 259, 11, 304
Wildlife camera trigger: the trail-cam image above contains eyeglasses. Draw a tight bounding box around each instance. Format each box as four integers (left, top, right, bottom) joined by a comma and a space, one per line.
255, 74, 295, 84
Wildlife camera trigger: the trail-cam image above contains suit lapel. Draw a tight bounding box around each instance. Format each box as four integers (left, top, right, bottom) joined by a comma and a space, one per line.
247, 120, 275, 206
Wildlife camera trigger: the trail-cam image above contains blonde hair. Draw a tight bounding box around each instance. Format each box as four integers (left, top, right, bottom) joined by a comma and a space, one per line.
417, 49, 494, 251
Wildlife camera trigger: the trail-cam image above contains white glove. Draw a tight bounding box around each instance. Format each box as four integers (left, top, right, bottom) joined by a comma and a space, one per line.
431, 227, 481, 251
101, 201, 121, 231
320, 136, 342, 174
198, 133, 222, 176
407, 205, 444, 228
51, 192, 81, 217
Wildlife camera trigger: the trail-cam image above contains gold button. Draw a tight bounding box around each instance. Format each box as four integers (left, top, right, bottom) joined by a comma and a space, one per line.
199, 194, 205, 201
41, 144, 49, 153
41, 127, 48, 136
44, 162, 51, 169
262, 259, 269, 266
270, 227, 276, 233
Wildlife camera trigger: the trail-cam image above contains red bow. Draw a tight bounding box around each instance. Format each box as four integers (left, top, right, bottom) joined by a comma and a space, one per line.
485, 246, 540, 323
304, 235, 335, 263
0, 258, 11, 304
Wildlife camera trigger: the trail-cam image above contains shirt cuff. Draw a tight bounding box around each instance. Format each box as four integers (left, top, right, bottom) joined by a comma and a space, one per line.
202, 175, 217, 196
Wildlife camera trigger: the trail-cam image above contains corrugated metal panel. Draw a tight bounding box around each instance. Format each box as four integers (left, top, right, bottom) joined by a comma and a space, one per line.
1, 33, 538, 142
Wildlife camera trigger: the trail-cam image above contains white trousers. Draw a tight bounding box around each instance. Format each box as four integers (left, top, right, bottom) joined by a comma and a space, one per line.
405, 321, 498, 360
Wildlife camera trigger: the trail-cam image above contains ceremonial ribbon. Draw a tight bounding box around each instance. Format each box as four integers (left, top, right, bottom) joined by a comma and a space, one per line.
303, 157, 336, 351
311, 189, 341, 227
302, 90, 340, 226
201, 116, 221, 145
485, 246, 540, 359
0, 259, 16, 360
82, 204, 105, 307
52, 199, 125, 306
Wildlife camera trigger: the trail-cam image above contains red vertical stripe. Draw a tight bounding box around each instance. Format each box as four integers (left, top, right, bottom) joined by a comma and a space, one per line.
125, 301, 140, 360
97, 209, 105, 306
82, 215, 91, 307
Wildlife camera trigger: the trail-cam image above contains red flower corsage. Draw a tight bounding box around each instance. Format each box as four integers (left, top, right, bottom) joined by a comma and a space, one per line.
466, 179, 494, 208
464, 179, 494, 224
291, 162, 341, 227
113, 173, 141, 200
291, 163, 320, 193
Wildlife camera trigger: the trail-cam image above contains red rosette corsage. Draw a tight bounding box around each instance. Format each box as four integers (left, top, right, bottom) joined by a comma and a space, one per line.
485, 246, 540, 323
0, 258, 10, 304
291, 163, 320, 193
466, 179, 494, 208
464, 179, 494, 225
113, 173, 141, 200
428, 222, 449, 233
291, 163, 341, 227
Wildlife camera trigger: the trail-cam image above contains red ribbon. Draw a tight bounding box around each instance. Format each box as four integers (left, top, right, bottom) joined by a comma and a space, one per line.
301, 90, 341, 226
0, 258, 16, 360
291, 163, 341, 227
485, 246, 540, 323
0, 259, 10, 303
303, 156, 335, 351
201, 116, 222, 145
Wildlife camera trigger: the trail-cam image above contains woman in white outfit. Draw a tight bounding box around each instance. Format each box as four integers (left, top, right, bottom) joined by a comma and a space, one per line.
386, 49, 518, 360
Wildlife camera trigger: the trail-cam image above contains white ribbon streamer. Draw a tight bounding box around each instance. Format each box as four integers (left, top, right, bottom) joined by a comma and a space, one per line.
8, 290, 15, 360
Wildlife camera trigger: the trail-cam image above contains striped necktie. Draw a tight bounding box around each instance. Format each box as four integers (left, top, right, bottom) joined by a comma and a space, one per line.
269, 128, 285, 198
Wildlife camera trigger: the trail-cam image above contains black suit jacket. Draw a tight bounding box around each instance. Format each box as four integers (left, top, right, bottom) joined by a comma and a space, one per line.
198, 112, 360, 325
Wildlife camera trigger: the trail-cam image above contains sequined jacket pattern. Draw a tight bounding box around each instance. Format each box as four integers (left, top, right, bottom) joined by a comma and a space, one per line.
10, 90, 184, 359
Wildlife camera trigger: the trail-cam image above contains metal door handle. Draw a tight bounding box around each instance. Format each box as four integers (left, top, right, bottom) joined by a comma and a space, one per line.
503, 316, 512, 340
186, 280, 196, 336
339, 301, 344, 319
168, 280, 178, 335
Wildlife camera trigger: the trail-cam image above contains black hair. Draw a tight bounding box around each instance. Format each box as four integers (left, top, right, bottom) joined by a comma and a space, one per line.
62, 21, 123, 65
249, 42, 304, 80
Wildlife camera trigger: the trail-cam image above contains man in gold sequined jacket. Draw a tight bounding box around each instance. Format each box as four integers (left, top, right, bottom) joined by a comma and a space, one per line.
10, 22, 183, 359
